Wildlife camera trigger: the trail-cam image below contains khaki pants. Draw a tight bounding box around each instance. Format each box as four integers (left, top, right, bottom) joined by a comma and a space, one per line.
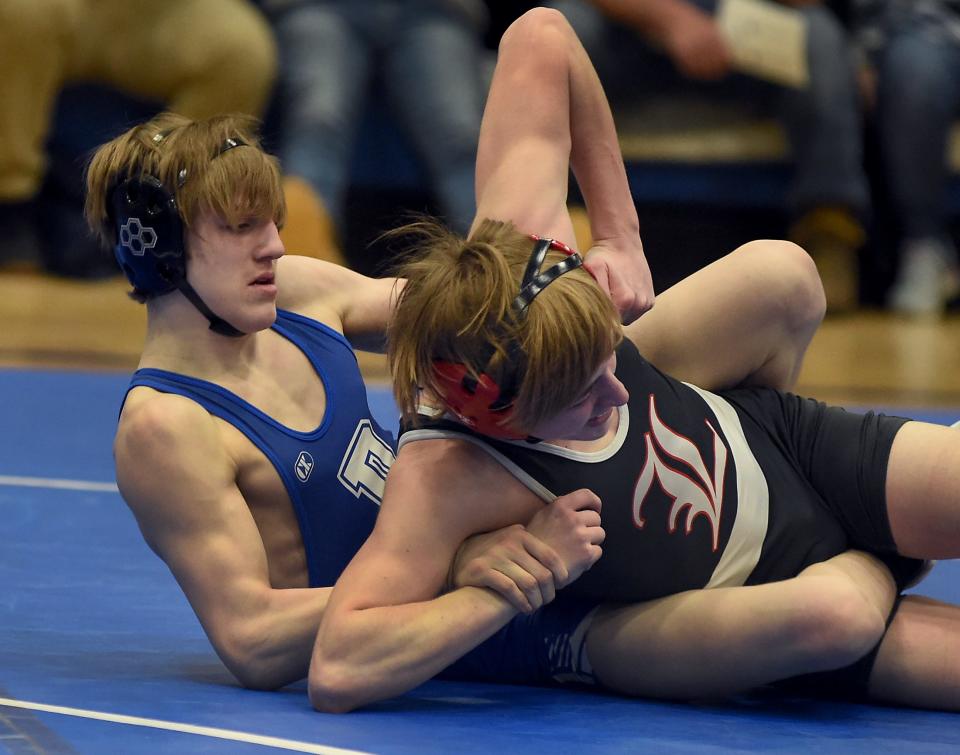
0, 0, 277, 199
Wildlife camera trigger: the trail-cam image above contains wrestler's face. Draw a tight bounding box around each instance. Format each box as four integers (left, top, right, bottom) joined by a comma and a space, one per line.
527, 352, 628, 442
184, 209, 285, 333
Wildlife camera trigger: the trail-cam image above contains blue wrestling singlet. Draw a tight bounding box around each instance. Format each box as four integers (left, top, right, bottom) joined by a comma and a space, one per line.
125, 309, 396, 587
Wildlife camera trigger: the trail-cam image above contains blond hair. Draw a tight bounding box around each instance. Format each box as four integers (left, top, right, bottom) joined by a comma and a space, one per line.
85, 112, 285, 300
389, 218, 622, 432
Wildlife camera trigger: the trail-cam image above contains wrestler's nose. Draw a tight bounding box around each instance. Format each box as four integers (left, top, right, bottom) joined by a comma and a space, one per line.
600, 372, 629, 408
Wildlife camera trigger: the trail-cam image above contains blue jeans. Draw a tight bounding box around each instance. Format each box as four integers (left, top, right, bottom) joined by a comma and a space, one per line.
271, 0, 488, 234
549, 0, 869, 217
876, 10, 960, 241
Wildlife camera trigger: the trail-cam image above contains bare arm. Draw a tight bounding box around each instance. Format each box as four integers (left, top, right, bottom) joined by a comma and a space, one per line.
117, 388, 580, 689
276, 255, 403, 352
310, 440, 603, 712
115, 392, 327, 689
473, 8, 652, 320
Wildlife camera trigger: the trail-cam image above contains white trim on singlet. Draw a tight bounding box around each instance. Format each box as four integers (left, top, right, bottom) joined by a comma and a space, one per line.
684, 384, 769, 589
535, 404, 630, 462
403, 394, 768, 591
407, 404, 630, 462
400, 405, 629, 503
400, 429, 558, 502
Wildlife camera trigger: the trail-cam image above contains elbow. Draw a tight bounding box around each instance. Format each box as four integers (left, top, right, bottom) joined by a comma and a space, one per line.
308, 655, 369, 714
499, 7, 575, 63
216, 628, 293, 692
230, 659, 285, 692
308, 622, 373, 713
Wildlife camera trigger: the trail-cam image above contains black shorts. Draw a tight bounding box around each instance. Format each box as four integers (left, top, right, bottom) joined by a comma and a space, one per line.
724, 388, 925, 590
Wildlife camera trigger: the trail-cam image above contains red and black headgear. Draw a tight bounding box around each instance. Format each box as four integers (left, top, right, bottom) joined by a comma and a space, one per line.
433, 235, 583, 441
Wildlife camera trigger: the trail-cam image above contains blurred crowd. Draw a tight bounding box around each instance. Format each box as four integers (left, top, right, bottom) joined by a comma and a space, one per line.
2, 0, 960, 316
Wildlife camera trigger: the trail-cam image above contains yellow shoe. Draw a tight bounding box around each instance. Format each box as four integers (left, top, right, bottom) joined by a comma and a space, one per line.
280, 176, 347, 266
789, 206, 865, 314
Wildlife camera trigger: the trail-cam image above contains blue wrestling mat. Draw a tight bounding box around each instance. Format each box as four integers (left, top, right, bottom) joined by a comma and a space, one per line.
1, 368, 958, 754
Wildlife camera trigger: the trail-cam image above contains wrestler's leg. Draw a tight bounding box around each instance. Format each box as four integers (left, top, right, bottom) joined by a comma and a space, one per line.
585, 550, 894, 700
625, 239, 825, 391
884, 421, 960, 558
867, 595, 960, 711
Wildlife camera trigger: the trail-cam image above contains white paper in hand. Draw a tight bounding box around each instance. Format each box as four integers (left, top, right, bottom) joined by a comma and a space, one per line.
716, 0, 809, 89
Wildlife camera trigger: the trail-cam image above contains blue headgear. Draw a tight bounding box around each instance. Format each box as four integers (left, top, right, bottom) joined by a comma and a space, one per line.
108, 135, 248, 336
109, 174, 185, 296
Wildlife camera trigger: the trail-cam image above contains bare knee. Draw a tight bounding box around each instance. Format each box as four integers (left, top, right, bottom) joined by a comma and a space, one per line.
788, 580, 887, 671
737, 239, 826, 335
729, 240, 825, 388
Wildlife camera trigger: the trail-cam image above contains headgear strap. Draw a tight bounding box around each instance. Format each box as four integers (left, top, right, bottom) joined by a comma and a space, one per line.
433, 235, 584, 440
111, 132, 251, 337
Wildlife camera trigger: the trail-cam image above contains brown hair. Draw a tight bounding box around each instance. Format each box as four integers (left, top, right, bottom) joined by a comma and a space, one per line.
84, 112, 285, 301
388, 217, 622, 432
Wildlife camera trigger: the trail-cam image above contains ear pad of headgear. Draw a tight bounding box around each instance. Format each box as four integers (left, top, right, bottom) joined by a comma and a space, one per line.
431, 237, 583, 440
433, 360, 525, 439
109, 175, 185, 295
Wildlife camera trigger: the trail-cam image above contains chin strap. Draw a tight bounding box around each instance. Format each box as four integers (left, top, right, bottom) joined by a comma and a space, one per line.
175, 279, 245, 337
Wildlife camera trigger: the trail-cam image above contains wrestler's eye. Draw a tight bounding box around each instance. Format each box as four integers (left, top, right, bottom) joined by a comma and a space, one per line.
570, 387, 593, 408
221, 219, 253, 233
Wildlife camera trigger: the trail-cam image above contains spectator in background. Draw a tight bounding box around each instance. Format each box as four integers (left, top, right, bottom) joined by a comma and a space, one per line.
854, 0, 960, 316
260, 0, 491, 266
547, 0, 870, 313
0, 0, 277, 277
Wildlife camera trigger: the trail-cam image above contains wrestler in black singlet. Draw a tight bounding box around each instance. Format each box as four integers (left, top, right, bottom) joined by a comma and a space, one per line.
400, 338, 921, 603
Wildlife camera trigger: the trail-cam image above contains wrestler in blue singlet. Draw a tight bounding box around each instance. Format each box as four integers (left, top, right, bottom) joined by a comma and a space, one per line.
123, 309, 593, 686
126, 309, 393, 587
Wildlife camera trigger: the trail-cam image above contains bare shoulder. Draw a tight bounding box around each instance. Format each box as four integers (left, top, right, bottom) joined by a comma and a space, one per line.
394, 433, 492, 470
115, 388, 232, 516
276, 254, 400, 350
383, 434, 536, 532
117, 388, 218, 459
274, 255, 348, 325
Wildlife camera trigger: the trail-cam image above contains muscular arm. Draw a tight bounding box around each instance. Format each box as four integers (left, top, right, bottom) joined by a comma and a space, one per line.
310, 443, 525, 712
115, 393, 327, 689
277, 255, 402, 352
310, 441, 602, 712
472, 9, 651, 317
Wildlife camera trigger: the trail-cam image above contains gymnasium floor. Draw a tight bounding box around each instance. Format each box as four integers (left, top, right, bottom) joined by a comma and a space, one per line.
2, 275, 960, 753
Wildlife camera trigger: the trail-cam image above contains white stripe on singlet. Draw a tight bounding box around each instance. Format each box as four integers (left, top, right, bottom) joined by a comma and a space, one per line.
683, 384, 769, 588
398, 405, 630, 503
402, 393, 769, 590
398, 429, 558, 502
